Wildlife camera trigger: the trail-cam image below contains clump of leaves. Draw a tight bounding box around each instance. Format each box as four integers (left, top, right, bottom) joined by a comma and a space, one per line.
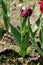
9, 5, 34, 57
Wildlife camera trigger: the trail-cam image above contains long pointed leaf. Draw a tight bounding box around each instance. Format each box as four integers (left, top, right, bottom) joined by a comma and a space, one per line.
9, 23, 21, 46
36, 14, 41, 26
1, 0, 10, 31
39, 26, 43, 49
1, 0, 7, 14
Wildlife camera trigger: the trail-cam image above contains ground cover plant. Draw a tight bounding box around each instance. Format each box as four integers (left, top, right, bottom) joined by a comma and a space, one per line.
0, 0, 43, 65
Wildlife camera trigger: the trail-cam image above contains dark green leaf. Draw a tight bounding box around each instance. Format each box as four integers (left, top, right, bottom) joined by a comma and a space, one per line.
17, 25, 21, 32
0, 28, 3, 38
39, 26, 43, 43
1, 0, 10, 31
36, 14, 41, 26
33, 15, 41, 36
19, 0, 23, 3
3, 15, 9, 31
9, 23, 21, 46
1, 0, 8, 14
22, 18, 27, 28
28, 17, 33, 40
19, 35, 29, 57
39, 26, 43, 49
35, 44, 43, 56
21, 38, 29, 50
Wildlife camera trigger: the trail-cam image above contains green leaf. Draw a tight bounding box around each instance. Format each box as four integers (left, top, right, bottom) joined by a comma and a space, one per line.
17, 25, 21, 32
36, 15, 41, 26
39, 30, 42, 44
9, 23, 21, 46
32, 3, 36, 11
33, 15, 41, 36
19, 36, 29, 57
35, 44, 43, 56
21, 17, 28, 37
19, 0, 23, 3
22, 25, 28, 37
19, 49, 26, 57
32, 24, 38, 36
0, 28, 3, 38
19, 33, 29, 57
22, 18, 27, 28
1, 0, 10, 31
39, 26, 43, 49
32, 25, 38, 33
21, 38, 29, 50
3, 14, 9, 31
1, 0, 8, 14
28, 17, 33, 40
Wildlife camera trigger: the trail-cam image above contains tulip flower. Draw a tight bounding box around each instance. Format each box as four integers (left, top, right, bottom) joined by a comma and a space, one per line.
20, 7, 32, 18
38, 0, 43, 13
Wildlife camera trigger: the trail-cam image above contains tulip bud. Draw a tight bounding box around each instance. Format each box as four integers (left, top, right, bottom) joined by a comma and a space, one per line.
20, 7, 32, 18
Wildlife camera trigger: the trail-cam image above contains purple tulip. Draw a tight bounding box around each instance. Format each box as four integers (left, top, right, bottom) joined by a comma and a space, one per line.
20, 7, 32, 18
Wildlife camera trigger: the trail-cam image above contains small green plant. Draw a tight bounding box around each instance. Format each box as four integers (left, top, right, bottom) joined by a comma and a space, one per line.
9, 5, 35, 57
9, 1, 43, 57
9, 6, 33, 57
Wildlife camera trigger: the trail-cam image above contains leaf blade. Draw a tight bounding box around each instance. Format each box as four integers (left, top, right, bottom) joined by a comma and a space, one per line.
9, 23, 21, 46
